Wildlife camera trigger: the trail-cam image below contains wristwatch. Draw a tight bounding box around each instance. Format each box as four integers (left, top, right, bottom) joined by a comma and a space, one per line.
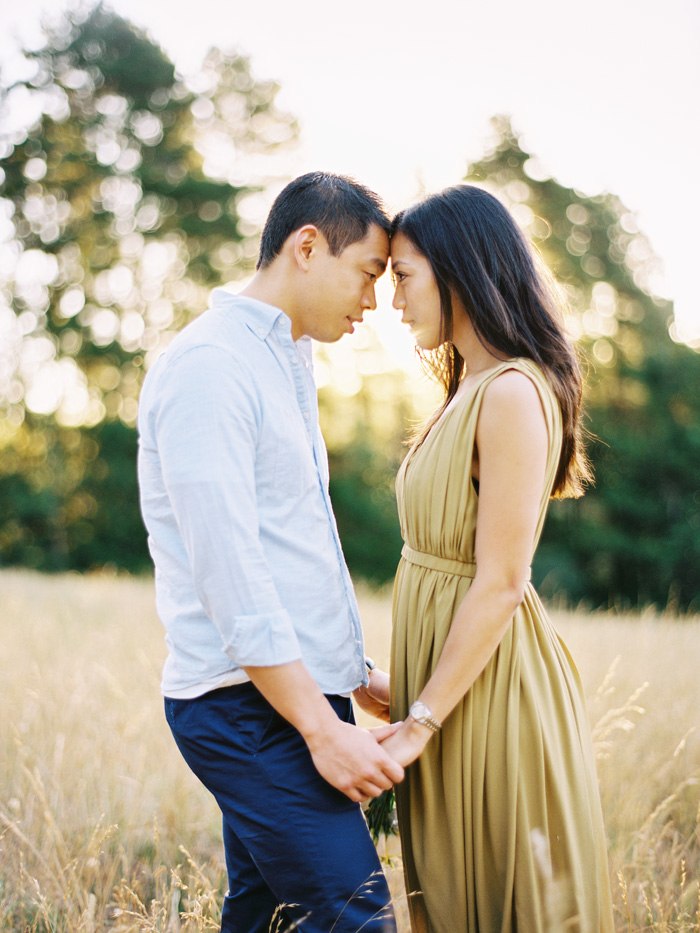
408, 700, 442, 734
365, 656, 377, 672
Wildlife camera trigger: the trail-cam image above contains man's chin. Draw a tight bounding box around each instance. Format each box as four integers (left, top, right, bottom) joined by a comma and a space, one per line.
306, 319, 353, 343
314, 331, 345, 345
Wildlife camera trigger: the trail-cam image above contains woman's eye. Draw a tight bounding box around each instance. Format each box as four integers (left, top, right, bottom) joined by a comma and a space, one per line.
391, 272, 405, 285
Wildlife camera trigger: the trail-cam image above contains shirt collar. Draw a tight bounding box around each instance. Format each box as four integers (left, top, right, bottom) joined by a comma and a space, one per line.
210, 287, 291, 342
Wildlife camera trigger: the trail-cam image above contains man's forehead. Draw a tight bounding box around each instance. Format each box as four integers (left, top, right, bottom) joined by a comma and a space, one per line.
361, 225, 390, 263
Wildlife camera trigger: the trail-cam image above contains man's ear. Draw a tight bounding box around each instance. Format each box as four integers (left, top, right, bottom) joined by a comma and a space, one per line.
292, 225, 322, 270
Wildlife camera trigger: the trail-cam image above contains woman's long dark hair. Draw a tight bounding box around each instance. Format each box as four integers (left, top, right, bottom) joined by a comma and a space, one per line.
392, 184, 592, 498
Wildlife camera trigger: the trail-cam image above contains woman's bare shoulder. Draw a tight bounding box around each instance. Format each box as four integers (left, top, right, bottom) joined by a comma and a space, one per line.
481, 366, 543, 415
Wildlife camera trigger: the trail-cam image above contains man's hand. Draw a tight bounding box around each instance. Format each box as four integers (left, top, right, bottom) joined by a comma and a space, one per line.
305, 719, 405, 802
244, 661, 405, 803
353, 668, 391, 722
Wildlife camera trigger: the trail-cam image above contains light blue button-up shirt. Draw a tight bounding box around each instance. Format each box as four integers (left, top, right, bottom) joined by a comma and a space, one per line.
137, 290, 368, 698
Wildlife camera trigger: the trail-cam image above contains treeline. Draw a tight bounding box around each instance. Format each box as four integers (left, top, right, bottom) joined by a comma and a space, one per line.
0, 7, 698, 609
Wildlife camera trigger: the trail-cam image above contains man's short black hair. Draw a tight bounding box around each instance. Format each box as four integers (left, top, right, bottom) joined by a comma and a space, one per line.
256, 171, 390, 269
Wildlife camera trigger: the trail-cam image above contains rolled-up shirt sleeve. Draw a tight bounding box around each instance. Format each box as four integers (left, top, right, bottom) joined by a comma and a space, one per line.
153, 343, 302, 668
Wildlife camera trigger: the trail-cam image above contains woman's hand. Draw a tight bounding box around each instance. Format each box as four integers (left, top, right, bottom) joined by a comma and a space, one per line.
353, 668, 391, 722
378, 718, 432, 768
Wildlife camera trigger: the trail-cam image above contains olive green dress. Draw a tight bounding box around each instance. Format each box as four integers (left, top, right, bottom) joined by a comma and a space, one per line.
390, 360, 614, 933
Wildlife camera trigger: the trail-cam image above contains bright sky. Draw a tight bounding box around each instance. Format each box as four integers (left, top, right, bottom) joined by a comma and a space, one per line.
3, 0, 700, 347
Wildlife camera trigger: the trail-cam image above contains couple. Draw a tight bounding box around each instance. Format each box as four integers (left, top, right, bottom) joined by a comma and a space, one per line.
137, 173, 614, 932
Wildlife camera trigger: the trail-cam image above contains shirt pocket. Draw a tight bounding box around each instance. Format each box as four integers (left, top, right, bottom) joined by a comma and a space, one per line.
257, 399, 315, 500
272, 433, 316, 498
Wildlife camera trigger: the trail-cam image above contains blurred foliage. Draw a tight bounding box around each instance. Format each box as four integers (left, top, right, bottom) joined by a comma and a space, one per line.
0, 6, 697, 612
0, 413, 146, 571
467, 117, 700, 610
0, 3, 296, 429
0, 3, 296, 571
319, 359, 416, 584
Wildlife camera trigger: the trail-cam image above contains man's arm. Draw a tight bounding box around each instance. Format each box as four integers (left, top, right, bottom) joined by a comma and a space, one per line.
246, 661, 403, 801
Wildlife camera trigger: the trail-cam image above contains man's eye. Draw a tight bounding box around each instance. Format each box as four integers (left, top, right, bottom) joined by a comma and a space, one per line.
365, 272, 377, 282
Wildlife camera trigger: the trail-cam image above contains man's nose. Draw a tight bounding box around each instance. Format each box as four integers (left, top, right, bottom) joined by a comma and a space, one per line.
362, 287, 377, 311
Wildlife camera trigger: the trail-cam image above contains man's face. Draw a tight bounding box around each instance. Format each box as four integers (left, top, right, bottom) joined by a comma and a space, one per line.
296, 224, 389, 342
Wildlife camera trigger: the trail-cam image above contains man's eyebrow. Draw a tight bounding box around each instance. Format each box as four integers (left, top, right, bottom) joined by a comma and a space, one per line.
368, 257, 387, 273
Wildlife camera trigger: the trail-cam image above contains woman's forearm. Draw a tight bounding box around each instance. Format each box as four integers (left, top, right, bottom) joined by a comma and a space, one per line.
417, 574, 525, 723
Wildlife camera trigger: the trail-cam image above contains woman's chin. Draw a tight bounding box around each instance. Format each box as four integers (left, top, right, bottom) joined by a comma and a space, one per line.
415, 336, 440, 351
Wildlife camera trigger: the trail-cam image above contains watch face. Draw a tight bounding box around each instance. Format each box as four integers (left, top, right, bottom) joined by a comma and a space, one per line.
410, 701, 429, 720
409, 701, 441, 732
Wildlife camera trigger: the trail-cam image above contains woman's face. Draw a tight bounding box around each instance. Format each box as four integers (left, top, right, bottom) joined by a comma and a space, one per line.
391, 232, 443, 350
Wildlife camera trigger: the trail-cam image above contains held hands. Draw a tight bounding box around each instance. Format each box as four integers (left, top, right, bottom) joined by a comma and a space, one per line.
351, 665, 432, 772
305, 718, 404, 803
244, 660, 411, 803
305, 666, 431, 801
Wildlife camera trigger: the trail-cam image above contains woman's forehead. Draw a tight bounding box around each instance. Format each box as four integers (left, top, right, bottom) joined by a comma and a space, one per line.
391, 232, 421, 262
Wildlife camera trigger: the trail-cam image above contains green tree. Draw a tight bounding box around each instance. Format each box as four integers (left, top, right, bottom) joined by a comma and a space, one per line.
0, 3, 297, 570
467, 117, 700, 610
317, 346, 418, 584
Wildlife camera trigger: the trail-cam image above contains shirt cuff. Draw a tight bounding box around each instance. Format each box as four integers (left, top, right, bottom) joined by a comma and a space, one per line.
224, 609, 302, 667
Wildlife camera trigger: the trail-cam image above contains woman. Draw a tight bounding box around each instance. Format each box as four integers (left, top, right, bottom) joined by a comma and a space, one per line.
379, 185, 614, 932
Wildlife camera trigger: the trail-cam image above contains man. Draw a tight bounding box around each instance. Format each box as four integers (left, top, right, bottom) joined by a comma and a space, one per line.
137, 172, 403, 932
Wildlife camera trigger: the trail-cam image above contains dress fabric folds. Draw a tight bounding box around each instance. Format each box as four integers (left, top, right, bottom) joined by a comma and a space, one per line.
390, 359, 614, 933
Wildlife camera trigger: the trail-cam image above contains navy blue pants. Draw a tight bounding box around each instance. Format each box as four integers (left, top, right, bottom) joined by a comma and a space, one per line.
165, 682, 396, 933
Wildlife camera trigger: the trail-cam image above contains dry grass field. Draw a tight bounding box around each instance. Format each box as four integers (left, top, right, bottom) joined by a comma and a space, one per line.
1, 568, 699, 931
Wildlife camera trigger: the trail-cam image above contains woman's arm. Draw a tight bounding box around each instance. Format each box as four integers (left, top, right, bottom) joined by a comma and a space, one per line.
380, 370, 549, 766
353, 667, 392, 722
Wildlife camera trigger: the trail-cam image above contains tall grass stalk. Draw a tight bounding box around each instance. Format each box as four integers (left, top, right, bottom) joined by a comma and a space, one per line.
1, 571, 699, 931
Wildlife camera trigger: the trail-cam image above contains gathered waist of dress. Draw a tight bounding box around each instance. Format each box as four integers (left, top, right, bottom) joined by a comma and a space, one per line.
401, 544, 477, 578
400, 544, 531, 581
